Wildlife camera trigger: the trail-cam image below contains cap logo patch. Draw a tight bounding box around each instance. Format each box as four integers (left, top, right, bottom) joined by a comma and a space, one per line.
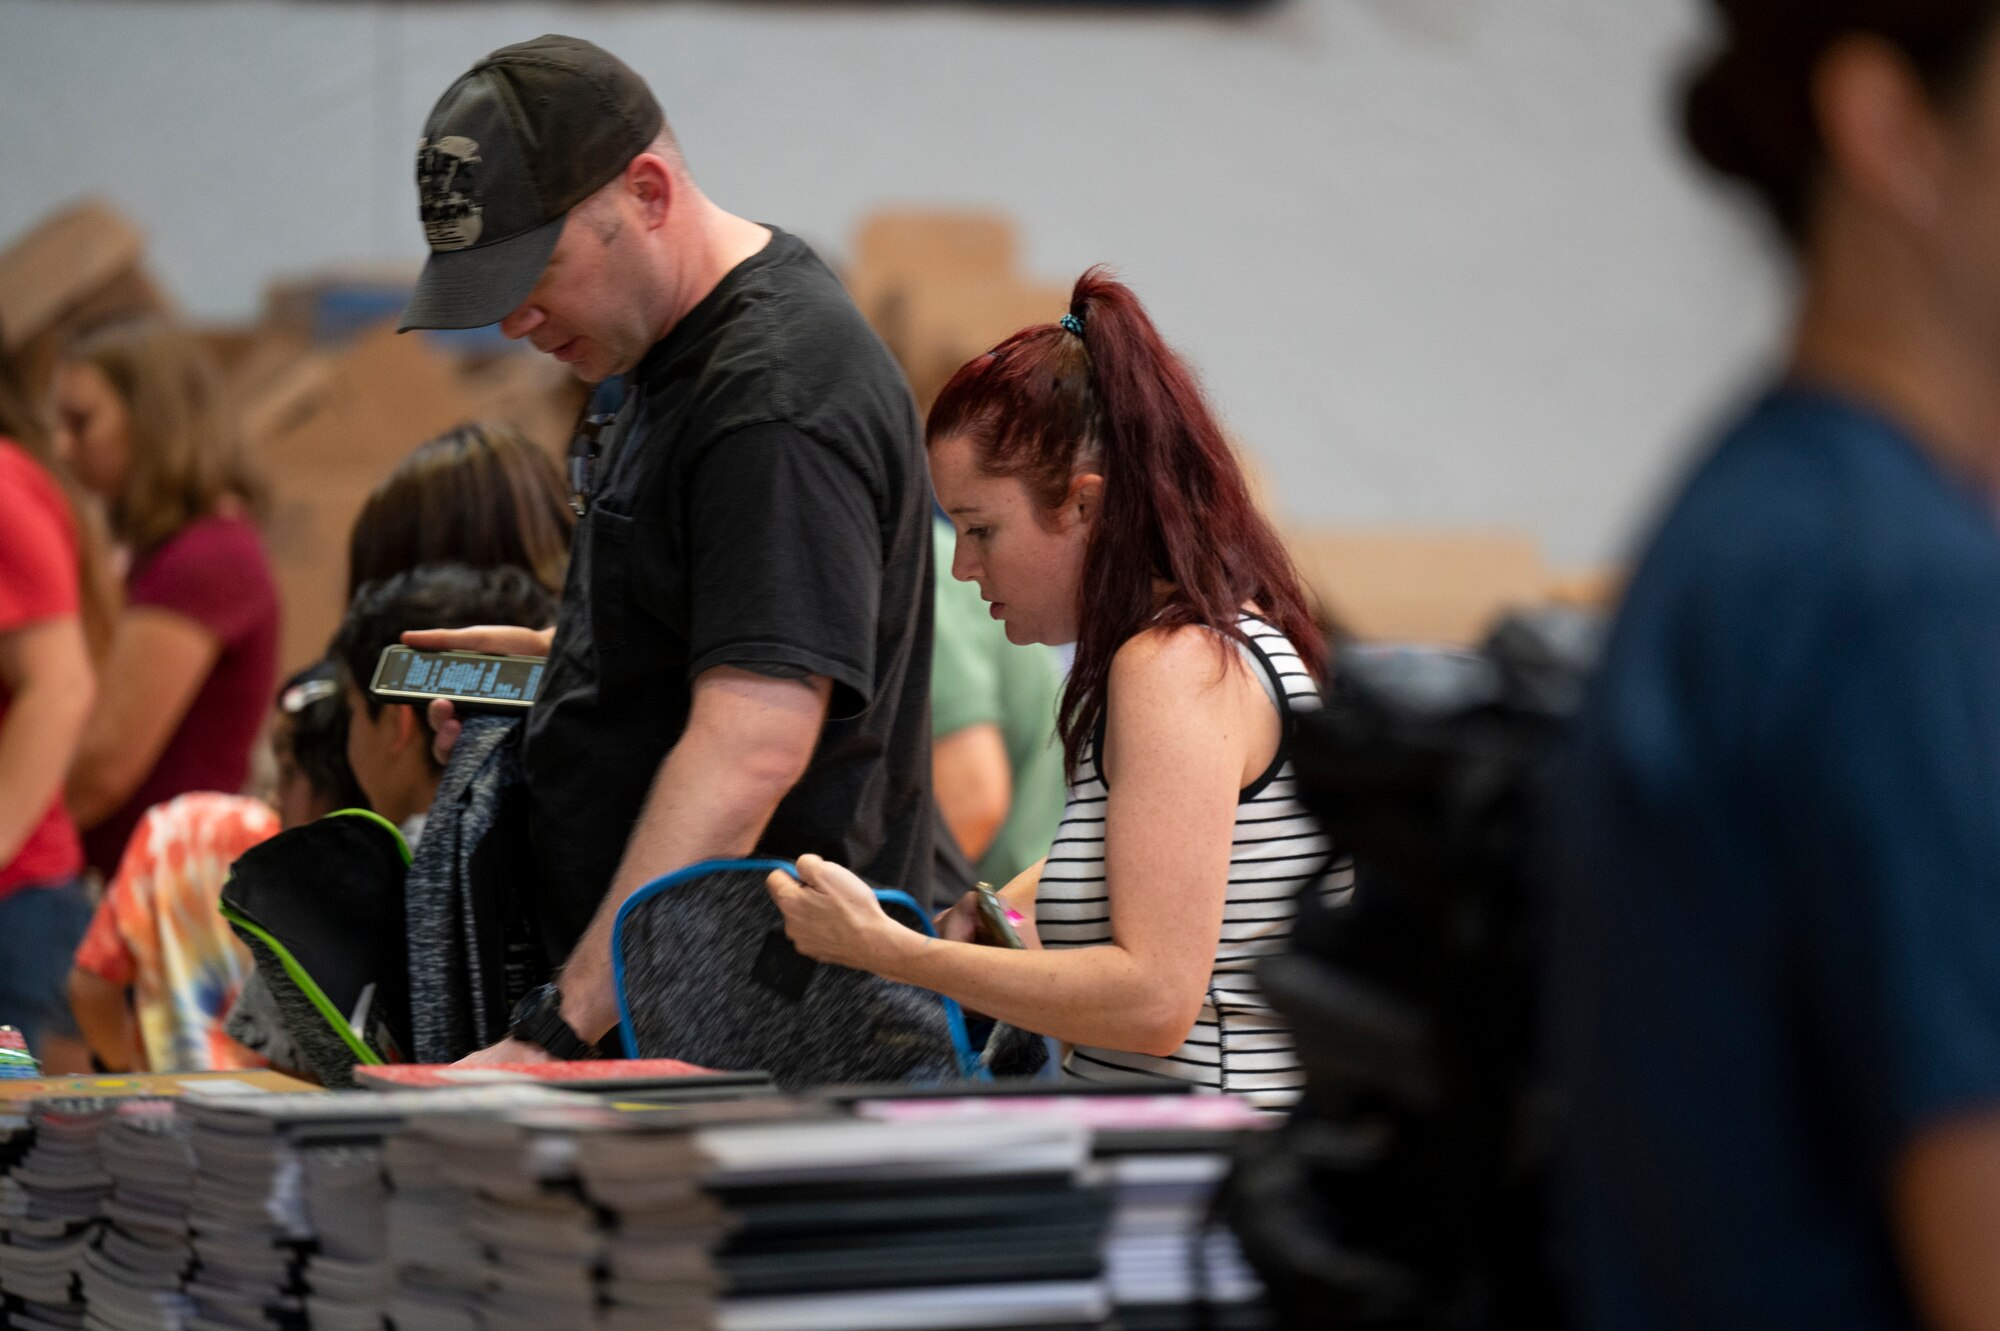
417, 135, 485, 251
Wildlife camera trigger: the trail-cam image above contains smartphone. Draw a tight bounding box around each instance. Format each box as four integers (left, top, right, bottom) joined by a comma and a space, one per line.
370, 645, 547, 713
972, 882, 1026, 950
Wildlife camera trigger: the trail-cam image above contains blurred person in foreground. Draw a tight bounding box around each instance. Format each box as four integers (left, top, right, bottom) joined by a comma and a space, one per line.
767, 271, 1344, 1111
54, 318, 279, 878
929, 513, 1065, 887
65, 662, 365, 1074
0, 336, 109, 1073
1549, 4, 2000, 1329
397, 36, 938, 1064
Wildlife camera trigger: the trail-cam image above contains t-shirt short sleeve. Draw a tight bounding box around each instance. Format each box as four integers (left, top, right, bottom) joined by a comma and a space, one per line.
684, 422, 883, 718
0, 447, 80, 633
1786, 584, 2000, 1171
929, 521, 1004, 738
128, 516, 268, 644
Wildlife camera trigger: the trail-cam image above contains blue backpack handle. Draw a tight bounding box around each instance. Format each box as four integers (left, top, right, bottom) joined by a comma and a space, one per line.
610, 857, 988, 1080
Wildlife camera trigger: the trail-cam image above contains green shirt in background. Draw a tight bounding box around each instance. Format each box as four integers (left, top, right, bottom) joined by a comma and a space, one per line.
929, 519, 1067, 886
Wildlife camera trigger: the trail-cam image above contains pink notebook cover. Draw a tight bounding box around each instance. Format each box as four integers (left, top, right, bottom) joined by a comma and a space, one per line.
354, 1058, 714, 1088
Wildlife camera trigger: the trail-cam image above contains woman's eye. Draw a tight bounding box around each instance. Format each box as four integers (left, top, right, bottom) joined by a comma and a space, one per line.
966, 527, 989, 540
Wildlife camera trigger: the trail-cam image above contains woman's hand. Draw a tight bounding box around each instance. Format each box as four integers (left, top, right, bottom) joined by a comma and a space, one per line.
933, 893, 982, 943
934, 891, 1043, 950
765, 854, 912, 972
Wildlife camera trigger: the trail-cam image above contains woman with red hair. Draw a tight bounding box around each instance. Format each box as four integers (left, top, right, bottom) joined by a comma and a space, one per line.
768, 268, 1346, 1108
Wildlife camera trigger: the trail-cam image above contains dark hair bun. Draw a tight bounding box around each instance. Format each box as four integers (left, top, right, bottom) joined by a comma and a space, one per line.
1680, 0, 2000, 243
1680, 20, 1820, 242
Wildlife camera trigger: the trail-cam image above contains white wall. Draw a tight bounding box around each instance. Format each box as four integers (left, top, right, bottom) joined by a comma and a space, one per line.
0, 0, 1789, 564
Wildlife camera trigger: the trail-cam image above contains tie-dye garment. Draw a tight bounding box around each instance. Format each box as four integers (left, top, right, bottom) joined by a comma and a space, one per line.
72, 793, 280, 1071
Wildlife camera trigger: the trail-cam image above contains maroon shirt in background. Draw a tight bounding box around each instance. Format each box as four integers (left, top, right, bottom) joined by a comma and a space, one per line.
83, 514, 280, 876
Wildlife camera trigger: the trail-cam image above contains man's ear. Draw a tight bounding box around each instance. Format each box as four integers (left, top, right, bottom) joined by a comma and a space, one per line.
628, 152, 675, 231
1816, 34, 1949, 234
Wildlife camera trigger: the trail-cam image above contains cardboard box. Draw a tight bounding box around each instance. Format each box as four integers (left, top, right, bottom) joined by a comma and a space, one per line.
894, 274, 1073, 412
1285, 527, 1551, 645
847, 210, 1022, 393
459, 350, 588, 461
0, 198, 170, 397
243, 321, 479, 670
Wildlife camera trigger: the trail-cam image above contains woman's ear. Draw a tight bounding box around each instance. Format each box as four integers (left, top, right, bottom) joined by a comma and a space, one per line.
1070, 473, 1104, 525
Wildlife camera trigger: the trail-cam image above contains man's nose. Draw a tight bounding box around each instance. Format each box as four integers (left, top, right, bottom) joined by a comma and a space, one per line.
499, 304, 545, 340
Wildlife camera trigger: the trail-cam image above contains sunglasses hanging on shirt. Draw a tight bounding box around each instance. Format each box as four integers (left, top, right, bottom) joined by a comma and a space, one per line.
567, 411, 617, 518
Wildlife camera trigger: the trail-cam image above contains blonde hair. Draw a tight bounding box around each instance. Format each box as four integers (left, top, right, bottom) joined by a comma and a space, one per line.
63, 317, 264, 552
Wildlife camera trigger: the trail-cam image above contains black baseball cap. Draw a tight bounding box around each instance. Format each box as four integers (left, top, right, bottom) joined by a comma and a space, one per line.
399, 35, 665, 332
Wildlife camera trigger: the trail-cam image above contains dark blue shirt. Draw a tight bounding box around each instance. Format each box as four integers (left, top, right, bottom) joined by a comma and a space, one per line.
1548, 385, 2000, 1331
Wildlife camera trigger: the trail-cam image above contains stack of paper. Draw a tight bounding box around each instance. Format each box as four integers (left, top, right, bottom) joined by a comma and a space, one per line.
854, 1092, 1277, 1330
680, 1115, 1114, 1330
79, 1098, 200, 1330
0, 1098, 123, 1329
177, 1084, 579, 1331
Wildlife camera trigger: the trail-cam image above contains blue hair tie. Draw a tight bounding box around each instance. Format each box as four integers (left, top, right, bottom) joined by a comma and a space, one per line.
1059, 312, 1085, 337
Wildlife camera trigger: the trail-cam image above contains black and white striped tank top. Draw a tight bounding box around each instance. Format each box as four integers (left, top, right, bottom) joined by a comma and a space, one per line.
1036, 613, 1351, 1111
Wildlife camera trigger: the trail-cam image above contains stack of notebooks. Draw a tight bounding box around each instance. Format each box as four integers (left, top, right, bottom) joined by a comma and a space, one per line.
689, 1113, 1115, 1331
0, 1098, 122, 1330
2, 1065, 1273, 1331
853, 1091, 1277, 1331
373, 1096, 1114, 1330
173, 1084, 582, 1331
81, 1097, 201, 1330
0, 1071, 315, 1331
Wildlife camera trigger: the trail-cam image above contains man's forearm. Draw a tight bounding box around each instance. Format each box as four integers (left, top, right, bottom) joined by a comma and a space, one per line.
555, 727, 795, 1042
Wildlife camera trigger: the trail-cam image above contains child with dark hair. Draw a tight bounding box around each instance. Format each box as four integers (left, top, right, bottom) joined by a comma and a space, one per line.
1549, 4, 2000, 1329
269, 660, 368, 828
766, 269, 1344, 1110
331, 564, 555, 839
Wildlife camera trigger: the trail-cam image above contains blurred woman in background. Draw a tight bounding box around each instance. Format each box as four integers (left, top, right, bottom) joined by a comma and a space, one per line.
768, 269, 1345, 1111
55, 318, 279, 876
1548, 4, 2000, 1330
0, 335, 108, 1072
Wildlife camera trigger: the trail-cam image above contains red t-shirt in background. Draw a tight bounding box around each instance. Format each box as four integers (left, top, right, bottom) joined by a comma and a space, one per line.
0, 440, 85, 898
82, 514, 281, 876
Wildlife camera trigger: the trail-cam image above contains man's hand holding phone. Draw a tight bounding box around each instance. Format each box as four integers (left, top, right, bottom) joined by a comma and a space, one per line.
398, 624, 557, 765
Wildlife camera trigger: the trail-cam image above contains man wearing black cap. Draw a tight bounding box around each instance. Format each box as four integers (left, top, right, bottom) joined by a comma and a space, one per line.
399, 35, 939, 1063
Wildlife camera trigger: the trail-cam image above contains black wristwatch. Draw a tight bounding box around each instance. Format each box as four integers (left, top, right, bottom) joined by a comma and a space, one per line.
508, 982, 601, 1060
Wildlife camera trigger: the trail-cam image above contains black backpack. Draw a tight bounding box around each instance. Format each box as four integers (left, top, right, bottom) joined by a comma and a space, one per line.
1221, 609, 1600, 1331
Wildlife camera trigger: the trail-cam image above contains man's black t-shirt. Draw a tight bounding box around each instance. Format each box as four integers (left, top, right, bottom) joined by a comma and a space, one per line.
520, 228, 936, 962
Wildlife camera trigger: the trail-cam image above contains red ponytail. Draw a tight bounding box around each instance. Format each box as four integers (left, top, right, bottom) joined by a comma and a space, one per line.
927, 266, 1324, 777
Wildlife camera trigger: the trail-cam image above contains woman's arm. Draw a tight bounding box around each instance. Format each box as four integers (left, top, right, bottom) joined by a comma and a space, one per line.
0, 617, 96, 865
773, 627, 1264, 1056
933, 722, 1012, 862
67, 608, 219, 828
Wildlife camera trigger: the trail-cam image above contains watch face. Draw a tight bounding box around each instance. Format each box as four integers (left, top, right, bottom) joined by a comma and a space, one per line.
513, 984, 558, 1035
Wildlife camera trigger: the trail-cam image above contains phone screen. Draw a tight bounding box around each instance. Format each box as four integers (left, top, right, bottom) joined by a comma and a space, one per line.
371, 646, 546, 710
